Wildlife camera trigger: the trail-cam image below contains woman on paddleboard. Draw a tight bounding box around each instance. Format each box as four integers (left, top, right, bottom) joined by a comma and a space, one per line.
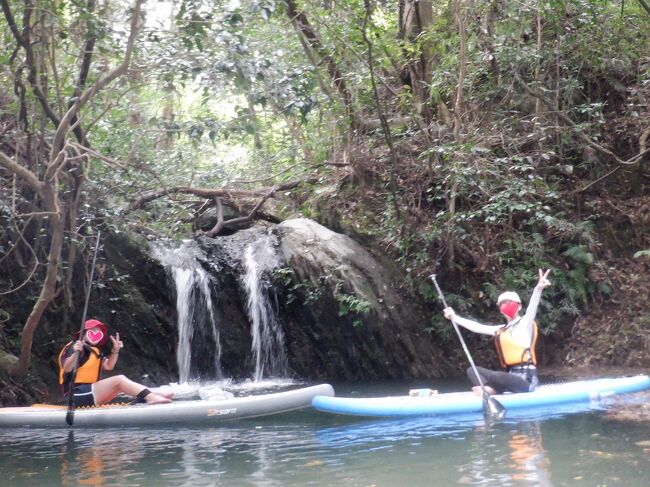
58, 319, 173, 406
442, 269, 551, 395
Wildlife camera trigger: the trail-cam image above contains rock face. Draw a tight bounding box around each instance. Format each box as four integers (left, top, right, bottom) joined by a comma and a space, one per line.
195, 228, 277, 379
153, 218, 452, 381
275, 218, 451, 380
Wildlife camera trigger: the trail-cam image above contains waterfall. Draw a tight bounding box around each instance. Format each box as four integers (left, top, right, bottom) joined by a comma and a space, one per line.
242, 235, 288, 381
152, 241, 222, 382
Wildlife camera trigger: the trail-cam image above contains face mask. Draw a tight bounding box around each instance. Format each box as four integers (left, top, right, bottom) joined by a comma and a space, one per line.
499, 302, 520, 320
85, 328, 104, 345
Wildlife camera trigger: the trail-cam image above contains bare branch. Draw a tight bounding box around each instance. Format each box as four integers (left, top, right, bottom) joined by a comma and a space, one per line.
285, 0, 358, 127
207, 185, 284, 237
0, 0, 26, 48
514, 74, 648, 167
2, 0, 63, 129
228, 162, 302, 185
0, 151, 42, 191
0, 217, 40, 295
125, 178, 317, 213
640, 127, 649, 153
69, 142, 127, 169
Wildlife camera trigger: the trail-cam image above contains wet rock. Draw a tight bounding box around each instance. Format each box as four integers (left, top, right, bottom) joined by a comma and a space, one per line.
276, 218, 451, 380
606, 390, 650, 422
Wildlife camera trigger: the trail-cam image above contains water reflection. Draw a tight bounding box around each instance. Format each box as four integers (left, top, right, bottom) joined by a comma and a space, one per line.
3, 385, 650, 486
60, 430, 150, 486
507, 424, 551, 486
459, 422, 553, 486
2, 424, 311, 486
314, 405, 615, 487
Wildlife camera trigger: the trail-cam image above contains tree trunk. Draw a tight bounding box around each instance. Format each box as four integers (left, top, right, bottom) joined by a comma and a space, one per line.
452, 1, 466, 142
534, 12, 543, 115
448, 0, 467, 267
11, 184, 65, 375
0, 0, 145, 376
399, 0, 435, 122
285, 0, 358, 128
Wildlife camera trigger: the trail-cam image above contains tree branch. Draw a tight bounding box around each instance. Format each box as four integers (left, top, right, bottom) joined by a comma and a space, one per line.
2, 0, 63, 129
125, 178, 317, 213
0, 151, 42, 191
50, 0, 145, 157
636, 0, 650, 15
285, 0, 357, 128
361, 0, 402, 223
514, 73, 648, 167
207, 186, 283, 237
0, 0, 26, 48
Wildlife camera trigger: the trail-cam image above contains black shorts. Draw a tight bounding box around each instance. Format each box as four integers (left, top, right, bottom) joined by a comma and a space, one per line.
66, 384, 96, 407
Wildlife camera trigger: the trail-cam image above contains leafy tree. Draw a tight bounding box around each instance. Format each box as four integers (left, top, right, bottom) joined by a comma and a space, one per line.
0, 0, 145, 374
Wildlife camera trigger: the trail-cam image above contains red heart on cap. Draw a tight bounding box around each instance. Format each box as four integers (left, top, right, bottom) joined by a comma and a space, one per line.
87, 330, 104, 344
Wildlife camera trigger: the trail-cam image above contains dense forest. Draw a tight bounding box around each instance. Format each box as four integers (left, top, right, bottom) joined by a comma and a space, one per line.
1, 0, 648, 402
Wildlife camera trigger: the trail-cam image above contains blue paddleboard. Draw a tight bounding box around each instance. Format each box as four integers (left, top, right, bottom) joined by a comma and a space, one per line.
311, 375, 650, 417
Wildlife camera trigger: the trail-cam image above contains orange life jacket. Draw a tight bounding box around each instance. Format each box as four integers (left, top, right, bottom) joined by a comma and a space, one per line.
58, 342, 103, 385
494, 321, 538, 368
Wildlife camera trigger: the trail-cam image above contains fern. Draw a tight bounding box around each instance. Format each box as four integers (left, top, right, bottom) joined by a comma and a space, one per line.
562, 246, 594, 265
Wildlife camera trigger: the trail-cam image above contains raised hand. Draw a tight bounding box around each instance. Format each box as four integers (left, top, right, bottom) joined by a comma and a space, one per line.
110, 332, 123, 353
537, 269, 551, 289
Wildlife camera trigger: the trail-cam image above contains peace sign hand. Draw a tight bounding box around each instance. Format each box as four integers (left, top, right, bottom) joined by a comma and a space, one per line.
537, 269, 551, 289
110, 332, 123, 353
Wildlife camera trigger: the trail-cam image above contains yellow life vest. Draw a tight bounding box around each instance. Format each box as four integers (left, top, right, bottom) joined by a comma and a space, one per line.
494, 322, 538, 368
58, 342, 103, 385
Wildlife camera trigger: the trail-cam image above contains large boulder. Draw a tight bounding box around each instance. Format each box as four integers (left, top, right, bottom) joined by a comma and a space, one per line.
168, 218, 452, 381
275, 218, 451, 380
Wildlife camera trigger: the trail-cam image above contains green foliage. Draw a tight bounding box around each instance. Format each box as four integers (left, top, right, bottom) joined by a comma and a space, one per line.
333, 282, 371, 328
370, 2, 647, 330
274, 267, 324, 306
2, 0, 646, 349
275, 267, 371, 327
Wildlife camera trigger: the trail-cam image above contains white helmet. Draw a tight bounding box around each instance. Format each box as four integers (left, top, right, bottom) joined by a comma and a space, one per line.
497, 291, 521, 305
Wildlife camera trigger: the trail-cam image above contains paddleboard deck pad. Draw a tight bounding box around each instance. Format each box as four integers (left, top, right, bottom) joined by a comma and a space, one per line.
312, 376, 650, 418
0, 384, 334, 427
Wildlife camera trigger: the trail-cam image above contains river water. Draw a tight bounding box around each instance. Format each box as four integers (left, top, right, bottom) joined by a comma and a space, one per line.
1, 377, 649, 486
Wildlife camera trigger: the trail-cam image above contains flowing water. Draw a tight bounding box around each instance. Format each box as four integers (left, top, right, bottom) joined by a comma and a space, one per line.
153, 235, 288, 383
241, 235, 288, 381
152, 241, 222, 382
2, 377, 649, 486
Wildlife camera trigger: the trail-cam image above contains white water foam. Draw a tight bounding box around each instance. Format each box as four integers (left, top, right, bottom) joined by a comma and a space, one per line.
242, 235, 289, 382
152, 241, 222, 383
153, 377, 298, 400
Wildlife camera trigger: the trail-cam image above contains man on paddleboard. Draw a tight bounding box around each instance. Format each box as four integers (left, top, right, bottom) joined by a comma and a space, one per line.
442, 269, 551, 395
58, 319, 173, 406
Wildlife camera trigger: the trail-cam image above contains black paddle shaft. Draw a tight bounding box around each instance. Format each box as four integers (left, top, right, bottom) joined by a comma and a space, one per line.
66, 231, 101, 426
429, 274, 506, 419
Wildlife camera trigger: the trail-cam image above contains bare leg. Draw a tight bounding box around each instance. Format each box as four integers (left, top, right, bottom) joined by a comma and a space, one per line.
92, 375, 173, 405
150, 387, 174, 400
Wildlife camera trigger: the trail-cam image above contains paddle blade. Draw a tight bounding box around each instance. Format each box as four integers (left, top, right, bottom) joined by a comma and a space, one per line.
65, 409, 74, 426
483, 394, 506, 420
